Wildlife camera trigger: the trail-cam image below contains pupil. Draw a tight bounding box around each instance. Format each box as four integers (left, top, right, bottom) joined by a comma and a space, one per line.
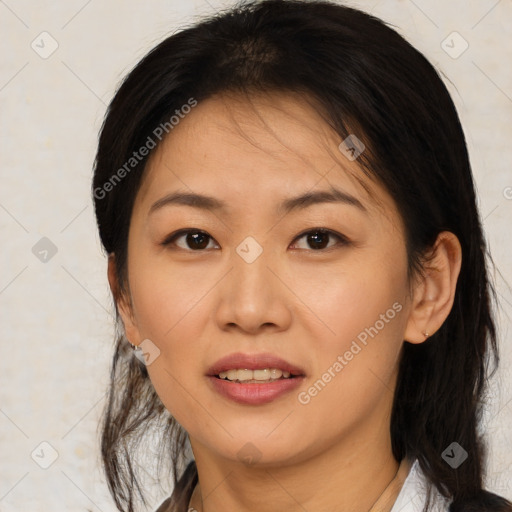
187, 232, 209, 250
308, 232, 328, 250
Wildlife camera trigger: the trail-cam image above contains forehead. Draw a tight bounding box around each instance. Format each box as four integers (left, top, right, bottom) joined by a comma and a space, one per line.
134, 92, 395, 221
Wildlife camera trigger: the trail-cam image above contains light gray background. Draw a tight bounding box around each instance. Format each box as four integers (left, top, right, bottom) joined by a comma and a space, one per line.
1, 0, 511, 511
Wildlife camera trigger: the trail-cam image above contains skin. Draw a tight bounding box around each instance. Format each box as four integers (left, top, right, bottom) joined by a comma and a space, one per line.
109, 91, 462, 512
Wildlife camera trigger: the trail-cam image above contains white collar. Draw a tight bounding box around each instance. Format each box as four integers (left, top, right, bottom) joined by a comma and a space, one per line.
390, 459, 450, 512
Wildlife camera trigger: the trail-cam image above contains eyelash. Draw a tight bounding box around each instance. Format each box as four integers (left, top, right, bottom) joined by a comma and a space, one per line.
160, 228, 351, 252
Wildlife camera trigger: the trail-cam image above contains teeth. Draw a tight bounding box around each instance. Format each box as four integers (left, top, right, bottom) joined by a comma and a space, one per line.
218, 368, 292, 382
254, 369, 270, 380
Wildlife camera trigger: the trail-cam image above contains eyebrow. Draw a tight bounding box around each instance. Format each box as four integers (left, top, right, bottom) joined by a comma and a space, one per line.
148, 187, 366, 216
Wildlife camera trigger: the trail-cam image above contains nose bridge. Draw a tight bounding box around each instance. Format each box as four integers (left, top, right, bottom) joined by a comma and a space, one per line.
214, 234, 292, 333
232, 234, 274, 305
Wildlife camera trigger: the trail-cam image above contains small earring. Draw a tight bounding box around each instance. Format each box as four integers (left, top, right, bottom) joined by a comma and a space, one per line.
423, 331, 430, 338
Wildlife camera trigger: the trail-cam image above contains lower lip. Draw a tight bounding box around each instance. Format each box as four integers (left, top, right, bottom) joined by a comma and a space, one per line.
207, 375, 304, 405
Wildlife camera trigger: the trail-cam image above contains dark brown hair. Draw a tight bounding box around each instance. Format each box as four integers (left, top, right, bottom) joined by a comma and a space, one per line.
92, 1, 512, 511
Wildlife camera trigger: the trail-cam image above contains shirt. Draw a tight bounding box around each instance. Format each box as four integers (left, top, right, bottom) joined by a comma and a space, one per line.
390, 459, 450, 512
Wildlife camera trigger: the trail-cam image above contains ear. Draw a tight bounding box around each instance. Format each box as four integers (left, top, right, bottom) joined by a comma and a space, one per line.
403, 231, 462, 344
108, 253, 141, 347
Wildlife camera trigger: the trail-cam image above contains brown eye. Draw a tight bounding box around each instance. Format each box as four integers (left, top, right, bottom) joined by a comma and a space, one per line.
306, 231, 330, 250
162, 230, 218, 251
184, 232, 211, 250
292, 229, 349, 251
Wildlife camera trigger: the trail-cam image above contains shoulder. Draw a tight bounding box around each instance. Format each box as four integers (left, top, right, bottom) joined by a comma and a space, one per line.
390, 459, 451, 512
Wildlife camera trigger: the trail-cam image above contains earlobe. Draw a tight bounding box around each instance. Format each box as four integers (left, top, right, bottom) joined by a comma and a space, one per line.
403, 231, 462, 344
107, 253, 141, 346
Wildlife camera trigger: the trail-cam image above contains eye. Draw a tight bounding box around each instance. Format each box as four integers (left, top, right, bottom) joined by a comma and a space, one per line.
161, 227, 350, 252
161, 229, 219, 251
290, 228, 349, 251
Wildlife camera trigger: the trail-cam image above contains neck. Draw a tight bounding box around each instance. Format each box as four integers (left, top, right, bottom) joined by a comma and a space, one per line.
188, 417, 409, 512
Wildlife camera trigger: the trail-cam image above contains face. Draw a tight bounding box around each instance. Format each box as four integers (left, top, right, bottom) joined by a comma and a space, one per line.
117, 92, 418, 467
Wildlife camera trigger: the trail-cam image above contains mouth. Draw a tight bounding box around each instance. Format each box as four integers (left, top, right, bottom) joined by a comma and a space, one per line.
206, 353, 306, 405
207, 352, 306, 380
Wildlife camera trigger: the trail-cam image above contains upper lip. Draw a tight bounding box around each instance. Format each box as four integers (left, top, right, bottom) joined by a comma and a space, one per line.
207, 352, 306, 376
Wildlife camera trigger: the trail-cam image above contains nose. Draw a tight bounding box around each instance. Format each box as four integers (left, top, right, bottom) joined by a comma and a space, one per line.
213, 244, 293, 335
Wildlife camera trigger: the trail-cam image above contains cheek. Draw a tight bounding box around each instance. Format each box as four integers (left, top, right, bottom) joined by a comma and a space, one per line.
292, 252, 409, 351
290, 249, 409, 408
127, 251, 217, 340
126, 252, 218, 414
128, 268, 214, 429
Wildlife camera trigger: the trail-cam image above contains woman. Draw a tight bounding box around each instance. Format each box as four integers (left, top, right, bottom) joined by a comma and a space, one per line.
92, 1, 512, 511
